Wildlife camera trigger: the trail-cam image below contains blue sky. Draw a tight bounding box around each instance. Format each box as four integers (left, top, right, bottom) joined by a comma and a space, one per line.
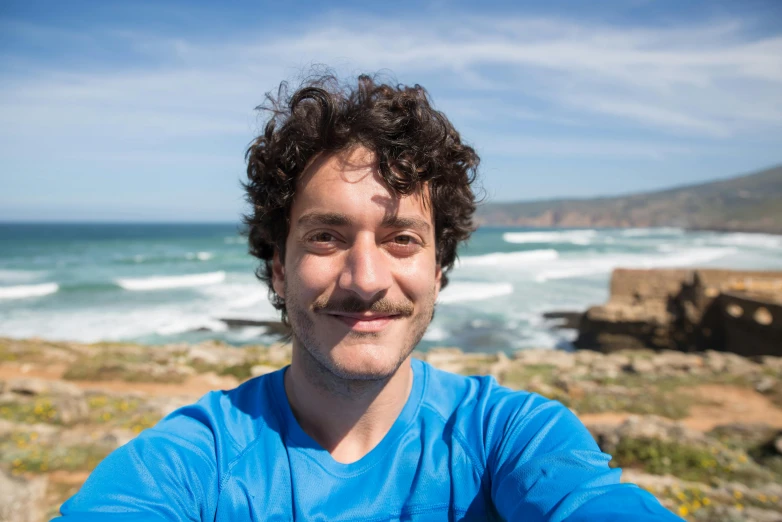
1, 0, 781, 222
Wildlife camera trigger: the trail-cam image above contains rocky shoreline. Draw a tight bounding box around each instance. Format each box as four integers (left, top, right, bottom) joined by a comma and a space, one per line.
2, 337, 782, 521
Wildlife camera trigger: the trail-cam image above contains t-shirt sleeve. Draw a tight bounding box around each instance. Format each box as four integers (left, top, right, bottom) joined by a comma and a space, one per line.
486, 392, 683, 521
53, 403, 220, 522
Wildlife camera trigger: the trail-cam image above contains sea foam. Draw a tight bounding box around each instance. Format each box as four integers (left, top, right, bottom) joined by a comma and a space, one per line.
0, 283, 59, 300
116, 271, 226, 291
534, 247, 735, 282
185, 251, 214, 261
503, 230, 597, 245
620, 227, 684, 237
438, 282, 514, 304
707, 233, 782, 249
459, 249, 558, 267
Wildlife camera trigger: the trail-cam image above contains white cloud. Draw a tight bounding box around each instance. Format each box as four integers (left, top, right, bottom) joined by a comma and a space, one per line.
1, 10, 780, 205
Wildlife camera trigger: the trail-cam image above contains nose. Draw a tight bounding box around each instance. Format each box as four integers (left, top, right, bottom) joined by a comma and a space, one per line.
338, 233, 393, 302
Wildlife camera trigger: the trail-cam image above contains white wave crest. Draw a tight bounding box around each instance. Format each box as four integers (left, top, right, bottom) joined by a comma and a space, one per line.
422, 325, 448, 342
503, 230, 597, 245
0, 283, 59, 300
116, 271, 226, 291
534, 247, 735, 282
706, 233, 782, 249
459, 249, 558, 267
438, 282, 514, 304
620, 227, 684, 237
185, 251, 214, 261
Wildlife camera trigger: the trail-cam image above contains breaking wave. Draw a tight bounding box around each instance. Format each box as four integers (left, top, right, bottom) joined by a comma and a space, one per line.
0, 283, 59, 300
116, 271, 226, 291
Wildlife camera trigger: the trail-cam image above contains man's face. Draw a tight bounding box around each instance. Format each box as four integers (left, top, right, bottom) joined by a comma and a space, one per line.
272, 146, 441, 381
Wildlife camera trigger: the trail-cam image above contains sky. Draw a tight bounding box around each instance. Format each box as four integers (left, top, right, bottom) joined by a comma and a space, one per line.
1, 0, 781, 222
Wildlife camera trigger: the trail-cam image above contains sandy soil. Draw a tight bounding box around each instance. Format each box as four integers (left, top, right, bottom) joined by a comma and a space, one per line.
0, 363, 238, 398
5, 362, 782, 433
579, 384, 782, 432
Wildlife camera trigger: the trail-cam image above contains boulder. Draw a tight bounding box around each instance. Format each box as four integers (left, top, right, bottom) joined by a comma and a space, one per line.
0, 470, 47, 522
7, 378, 83, 397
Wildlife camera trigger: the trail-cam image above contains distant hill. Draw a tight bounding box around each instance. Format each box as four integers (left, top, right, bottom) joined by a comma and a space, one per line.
476, 164, 782, 234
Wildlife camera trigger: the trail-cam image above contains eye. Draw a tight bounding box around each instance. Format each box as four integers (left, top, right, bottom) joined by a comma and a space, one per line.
309, 232, 336, 243
387, 234, 422, 255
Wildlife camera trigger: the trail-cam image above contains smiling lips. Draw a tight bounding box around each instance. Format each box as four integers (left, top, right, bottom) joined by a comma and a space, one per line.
326, 313, 399, 332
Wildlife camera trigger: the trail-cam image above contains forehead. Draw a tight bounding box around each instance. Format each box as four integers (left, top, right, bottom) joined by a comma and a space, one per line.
291, 147, 433, 227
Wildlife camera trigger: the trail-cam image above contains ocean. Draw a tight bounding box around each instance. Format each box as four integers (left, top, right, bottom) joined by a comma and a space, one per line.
2, 223, 781, 353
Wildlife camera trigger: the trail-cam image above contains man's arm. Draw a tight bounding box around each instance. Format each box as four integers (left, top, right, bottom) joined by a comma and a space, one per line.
53, 403, 219, 522
487, 392, 683, 521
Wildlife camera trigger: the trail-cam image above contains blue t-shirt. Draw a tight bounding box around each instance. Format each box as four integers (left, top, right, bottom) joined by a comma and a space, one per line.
57, 358, 681, 521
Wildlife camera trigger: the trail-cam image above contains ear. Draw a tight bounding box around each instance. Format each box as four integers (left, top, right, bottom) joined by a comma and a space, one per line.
434, 264, 442, 299
272, 251, 285, 298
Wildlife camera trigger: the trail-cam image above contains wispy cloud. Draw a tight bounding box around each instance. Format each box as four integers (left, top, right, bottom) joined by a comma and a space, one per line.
3, 12, 780, 143
1, 8, 780, 217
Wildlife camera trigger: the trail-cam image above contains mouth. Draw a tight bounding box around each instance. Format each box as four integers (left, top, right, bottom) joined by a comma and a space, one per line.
325, 312, 400, 332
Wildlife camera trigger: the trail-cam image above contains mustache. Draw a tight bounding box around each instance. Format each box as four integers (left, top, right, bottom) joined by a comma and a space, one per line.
312, 294, 414, 317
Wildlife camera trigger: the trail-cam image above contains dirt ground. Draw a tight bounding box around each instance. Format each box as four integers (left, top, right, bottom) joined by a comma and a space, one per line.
6, 361, 782, 434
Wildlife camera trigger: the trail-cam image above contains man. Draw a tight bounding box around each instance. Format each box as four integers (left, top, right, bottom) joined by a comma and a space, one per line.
57, 74, 682, 521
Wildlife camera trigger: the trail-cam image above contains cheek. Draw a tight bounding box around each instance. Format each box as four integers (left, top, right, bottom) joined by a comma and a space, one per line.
396, 257, 440, 296
291, 255, 341, 293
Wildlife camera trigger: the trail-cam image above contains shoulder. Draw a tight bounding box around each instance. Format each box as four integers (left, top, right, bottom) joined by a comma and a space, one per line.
418, 358, 551, 423
156, 367, 286, 455
417, 359, 587, 459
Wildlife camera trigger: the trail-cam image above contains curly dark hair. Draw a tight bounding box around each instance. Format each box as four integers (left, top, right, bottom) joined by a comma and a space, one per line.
243, 73, 480, 324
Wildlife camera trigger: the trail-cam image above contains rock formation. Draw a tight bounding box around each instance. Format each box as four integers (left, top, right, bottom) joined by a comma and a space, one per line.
575, 268, 782, 356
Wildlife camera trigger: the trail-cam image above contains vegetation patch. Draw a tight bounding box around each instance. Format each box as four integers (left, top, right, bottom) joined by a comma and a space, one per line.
611, 437, 776, 487
0, 431, 112, 475
566, 390, 694, 419
644, 482, 781, 521
500, 364, 557, 389
63, 360, 186, 383
218, 362, 255, 381
84, 394, 161, 433
1, 396, 61, 424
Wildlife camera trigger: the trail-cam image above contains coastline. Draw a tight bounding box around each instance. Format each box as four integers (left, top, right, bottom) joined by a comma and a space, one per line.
2, 337, 781, 521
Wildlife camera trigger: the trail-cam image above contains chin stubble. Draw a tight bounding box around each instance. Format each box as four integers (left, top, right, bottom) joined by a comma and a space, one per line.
285, 280, 437, 386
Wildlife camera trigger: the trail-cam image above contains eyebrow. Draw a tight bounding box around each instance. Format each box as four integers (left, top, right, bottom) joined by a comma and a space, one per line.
296, 212, 431, 234
380, 215, 431, 234
297, 212, 353, 228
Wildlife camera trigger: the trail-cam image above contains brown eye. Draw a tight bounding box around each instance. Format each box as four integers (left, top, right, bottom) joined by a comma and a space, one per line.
310, 232, 335, 243
395, 235, 413, 245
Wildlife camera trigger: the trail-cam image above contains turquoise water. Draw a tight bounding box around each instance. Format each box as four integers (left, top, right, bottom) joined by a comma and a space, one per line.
2, 223, 781, 352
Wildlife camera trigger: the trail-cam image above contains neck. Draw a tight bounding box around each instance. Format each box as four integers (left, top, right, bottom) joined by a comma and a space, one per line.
284, 340, 414, 464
